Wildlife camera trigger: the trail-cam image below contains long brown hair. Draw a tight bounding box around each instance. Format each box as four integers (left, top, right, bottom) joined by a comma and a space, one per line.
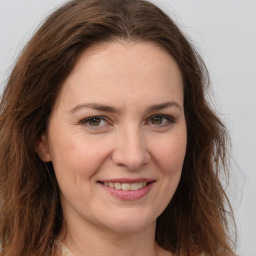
0, 0, 236, 255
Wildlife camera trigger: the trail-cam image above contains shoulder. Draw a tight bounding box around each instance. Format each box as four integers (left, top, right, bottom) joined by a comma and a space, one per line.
54, 241, 74, 256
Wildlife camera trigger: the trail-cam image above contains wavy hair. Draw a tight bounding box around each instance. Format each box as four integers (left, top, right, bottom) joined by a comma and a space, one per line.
0, 0, 236, 255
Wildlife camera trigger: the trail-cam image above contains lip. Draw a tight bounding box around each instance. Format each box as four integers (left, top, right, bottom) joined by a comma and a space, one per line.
97, 178, 155, 201
98, 178, 155, 183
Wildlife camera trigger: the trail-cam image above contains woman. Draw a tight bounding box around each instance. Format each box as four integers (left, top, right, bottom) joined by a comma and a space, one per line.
0, 0, 236, 255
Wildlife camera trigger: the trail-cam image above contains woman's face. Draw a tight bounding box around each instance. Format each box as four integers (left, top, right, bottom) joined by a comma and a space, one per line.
39, 41, 187, 234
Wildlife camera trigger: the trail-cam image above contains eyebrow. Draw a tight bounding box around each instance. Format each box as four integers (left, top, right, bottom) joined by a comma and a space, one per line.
145, 101, 182, 113
69, 103, 117, 114
68, 101, 182, 114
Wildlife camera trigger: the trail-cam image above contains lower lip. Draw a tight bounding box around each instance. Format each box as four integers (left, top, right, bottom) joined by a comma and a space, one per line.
99, 182, 154, 201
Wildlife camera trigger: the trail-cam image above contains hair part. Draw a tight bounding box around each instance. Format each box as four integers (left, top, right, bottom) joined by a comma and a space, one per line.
0, 0, 236, 255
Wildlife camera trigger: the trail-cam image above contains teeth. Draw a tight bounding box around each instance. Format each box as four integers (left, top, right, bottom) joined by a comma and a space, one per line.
130, 183, 139, 191
103, 182, 148, 191
114, 182, 122, 190
122, 183, 131, 190
109, 182, 115, 188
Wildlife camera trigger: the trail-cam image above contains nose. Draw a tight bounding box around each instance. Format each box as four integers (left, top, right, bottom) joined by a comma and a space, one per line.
111, 127, 150, 170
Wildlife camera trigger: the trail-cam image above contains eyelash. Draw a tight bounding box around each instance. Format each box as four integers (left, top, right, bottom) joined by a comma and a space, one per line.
79, 116, 109, 128
80, 114, 175, 129
146, 114, 176, 127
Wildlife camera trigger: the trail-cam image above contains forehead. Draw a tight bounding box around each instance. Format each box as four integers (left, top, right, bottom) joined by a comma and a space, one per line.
54, 41, 184, 111
72, 40, 181, 79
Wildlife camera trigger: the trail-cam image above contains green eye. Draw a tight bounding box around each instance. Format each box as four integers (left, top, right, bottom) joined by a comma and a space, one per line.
151, 116, 163, 125
88, 117, 102, 126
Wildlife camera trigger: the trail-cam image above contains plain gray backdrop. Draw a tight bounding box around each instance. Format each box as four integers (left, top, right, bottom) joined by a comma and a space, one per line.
0, 1, 255, 255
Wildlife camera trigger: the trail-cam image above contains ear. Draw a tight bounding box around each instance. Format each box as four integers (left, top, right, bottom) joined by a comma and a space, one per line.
35, 133, 52, 162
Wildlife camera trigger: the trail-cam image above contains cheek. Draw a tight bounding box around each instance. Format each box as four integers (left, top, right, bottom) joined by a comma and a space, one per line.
50, 132, 113, 179
152, 132, 187, 175
147, 132, 187, 218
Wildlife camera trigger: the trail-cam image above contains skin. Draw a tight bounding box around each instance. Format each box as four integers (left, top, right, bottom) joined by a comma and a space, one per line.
38, 41, 187, 256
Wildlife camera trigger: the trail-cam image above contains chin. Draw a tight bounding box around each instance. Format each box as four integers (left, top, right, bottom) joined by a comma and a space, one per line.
98, 209, 157, 234
104, 221, 154, 234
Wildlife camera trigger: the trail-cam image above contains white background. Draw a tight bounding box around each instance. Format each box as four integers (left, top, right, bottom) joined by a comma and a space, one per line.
0, 1, 255, 255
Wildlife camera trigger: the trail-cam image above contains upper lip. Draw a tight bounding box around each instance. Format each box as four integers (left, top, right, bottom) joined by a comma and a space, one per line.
98, 178, 155, 183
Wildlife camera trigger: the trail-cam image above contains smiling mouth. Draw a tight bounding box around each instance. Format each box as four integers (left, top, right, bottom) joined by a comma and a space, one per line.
98, 179, 155, 200
98, 178, 156, 191
100, 181, 148, 191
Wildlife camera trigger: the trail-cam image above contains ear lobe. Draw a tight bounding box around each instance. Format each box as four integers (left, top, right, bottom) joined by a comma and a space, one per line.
35, 133, 52, 162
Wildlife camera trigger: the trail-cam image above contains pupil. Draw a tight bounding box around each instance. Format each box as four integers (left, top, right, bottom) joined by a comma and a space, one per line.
89, 118, 101, 126
152, 116, 162, 125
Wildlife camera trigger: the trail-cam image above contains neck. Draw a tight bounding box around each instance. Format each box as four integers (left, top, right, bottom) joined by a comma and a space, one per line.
58, 214, 159, 256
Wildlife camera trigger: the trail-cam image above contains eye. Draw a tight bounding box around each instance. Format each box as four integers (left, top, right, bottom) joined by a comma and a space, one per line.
151, 116, 164, 125
147, 114, 175, 127
88, 117, 103, 126
80, 116, 108, 127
